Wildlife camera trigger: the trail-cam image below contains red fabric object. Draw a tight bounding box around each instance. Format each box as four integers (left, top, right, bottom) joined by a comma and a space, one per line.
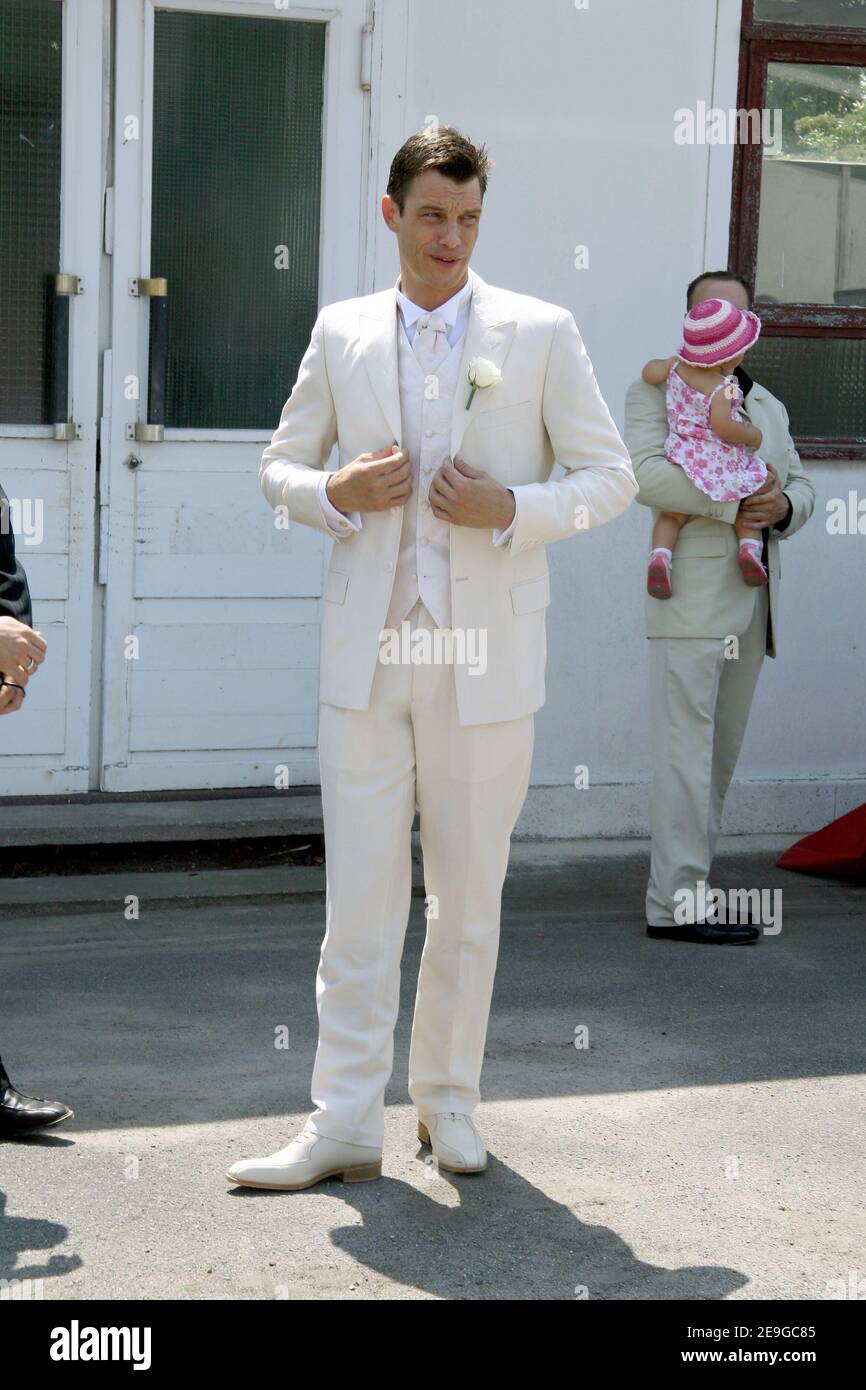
777, 804, 866, 883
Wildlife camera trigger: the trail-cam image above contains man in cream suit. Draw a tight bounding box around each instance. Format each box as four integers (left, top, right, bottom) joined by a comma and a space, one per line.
227, 127, 636, 1191
624, 271, 814, 944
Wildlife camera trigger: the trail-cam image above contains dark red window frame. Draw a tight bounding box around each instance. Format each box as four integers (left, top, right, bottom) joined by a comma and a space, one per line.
730, 0, 866, 458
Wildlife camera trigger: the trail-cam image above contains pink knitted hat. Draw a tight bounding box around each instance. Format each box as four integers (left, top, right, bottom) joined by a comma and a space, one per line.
679, 297, 761, 366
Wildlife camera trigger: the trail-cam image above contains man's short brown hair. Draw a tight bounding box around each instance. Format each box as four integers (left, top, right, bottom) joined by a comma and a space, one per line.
386, 126, 493, 213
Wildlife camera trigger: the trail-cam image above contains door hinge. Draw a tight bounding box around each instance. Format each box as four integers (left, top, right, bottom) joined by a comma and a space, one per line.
103, 186, 114, 255
360, 23, 373, 90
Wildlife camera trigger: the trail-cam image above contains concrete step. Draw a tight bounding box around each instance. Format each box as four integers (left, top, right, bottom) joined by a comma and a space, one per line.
0, 793, 325, 848
0, 860, 427, 917
0, 864, 324, 913
0, 836, 805, 918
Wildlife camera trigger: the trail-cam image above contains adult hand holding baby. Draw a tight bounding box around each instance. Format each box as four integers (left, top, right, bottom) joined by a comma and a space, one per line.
738, 463, 790, 529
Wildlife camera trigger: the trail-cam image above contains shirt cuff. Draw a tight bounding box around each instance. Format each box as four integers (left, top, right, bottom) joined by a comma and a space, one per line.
491, 490, 518, 548
318, 472, 361, 538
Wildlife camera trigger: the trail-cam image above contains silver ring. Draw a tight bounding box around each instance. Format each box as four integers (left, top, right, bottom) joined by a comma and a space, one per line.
25, 656, 36, 671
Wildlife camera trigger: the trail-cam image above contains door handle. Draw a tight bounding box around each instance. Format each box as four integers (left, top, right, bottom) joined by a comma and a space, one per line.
129, 276, 168, 442
50, 273, 83, 440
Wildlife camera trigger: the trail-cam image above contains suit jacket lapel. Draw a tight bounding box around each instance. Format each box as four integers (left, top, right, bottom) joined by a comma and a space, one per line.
743, 385, 790, 486
357, 271, 518, 458
450, 273, 518, 458
359, 292, 402, 445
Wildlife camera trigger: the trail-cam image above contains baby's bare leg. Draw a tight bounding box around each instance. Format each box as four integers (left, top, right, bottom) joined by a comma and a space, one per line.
733, 509, 769, 587
652, 511, 690, 551
648, 512, 690, 600
733, 511, 763, 545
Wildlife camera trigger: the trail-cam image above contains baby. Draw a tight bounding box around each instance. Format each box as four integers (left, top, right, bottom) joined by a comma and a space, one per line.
642, 297, 769, 599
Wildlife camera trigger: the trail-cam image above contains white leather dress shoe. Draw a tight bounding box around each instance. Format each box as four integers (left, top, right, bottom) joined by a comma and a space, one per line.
417, 1111, 487, 1173
226, 1128, 382, 1191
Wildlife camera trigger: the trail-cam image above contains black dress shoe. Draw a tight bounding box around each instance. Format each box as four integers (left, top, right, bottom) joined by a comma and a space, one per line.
0, 1057, 74, 1137
646, 921, 760, 944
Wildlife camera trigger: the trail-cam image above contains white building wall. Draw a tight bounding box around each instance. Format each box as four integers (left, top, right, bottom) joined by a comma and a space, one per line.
368, 0, 866, 838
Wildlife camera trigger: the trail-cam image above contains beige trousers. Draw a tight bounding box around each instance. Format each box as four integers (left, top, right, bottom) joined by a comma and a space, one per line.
646, 588, 769, 925
307, 599, 535, 1147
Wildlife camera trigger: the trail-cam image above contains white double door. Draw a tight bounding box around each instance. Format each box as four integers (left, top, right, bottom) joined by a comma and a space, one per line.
101, 0, 373, 791
0, 0, 374, 794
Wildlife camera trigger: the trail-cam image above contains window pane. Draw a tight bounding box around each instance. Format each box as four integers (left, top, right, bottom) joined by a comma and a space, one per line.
746, 335, 866, 439
755, 0, 866, 27
151, 11, 325, 430
756, 63, 866, 305
0, 0, 62, 425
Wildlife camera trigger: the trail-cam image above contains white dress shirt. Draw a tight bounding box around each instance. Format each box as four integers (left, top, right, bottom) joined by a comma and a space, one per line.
395, 276, 473, 350
316, 276, 517, 548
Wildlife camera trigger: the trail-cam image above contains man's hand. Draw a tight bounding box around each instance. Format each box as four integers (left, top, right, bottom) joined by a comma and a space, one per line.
0, 618, 45, 715
428, 456, 516, 529
0, 616, 46, 675
325, 443, 411, 514
738, 462, 789, 529
0, 666, 28, 715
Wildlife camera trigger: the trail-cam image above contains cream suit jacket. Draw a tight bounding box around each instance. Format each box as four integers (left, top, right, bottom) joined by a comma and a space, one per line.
260, 270, 638, 724
623, 376, 815, 657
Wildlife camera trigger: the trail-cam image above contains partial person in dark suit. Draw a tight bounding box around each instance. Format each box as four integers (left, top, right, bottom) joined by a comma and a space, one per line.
0, 480, 73, 1136
0, 482, 44, 713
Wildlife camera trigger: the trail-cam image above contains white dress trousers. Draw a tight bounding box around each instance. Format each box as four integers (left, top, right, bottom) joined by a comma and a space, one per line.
306, 598, 535, 1148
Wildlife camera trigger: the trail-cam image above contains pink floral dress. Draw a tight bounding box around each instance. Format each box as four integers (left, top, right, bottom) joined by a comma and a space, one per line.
664, 359, 767, 503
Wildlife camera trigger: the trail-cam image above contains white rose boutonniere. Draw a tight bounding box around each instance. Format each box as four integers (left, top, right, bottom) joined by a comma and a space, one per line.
466, 357, 502, 410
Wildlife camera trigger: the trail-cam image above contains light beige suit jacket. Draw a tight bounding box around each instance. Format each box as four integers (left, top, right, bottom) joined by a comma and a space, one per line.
260, 270, 638, 724
623, 376, 815, 656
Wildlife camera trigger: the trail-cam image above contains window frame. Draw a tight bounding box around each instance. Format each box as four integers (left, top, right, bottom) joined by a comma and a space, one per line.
730, 0, 866, 458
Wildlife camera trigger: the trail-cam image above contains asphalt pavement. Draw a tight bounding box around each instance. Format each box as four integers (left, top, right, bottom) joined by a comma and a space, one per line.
1, 840, 863, 1301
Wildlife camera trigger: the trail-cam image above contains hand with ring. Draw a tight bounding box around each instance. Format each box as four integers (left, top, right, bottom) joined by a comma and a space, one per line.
0, 616, 47, 675
0, 617, 46, 715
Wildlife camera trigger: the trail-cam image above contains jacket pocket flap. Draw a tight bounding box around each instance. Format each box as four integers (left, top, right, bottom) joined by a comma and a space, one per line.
510, 573, 550, 614
674, 533, 730, 558
323, 569, 349, 604
477, 399, 534, 430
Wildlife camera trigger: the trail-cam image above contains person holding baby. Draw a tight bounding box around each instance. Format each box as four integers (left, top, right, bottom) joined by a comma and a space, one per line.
624, 271, 815, 945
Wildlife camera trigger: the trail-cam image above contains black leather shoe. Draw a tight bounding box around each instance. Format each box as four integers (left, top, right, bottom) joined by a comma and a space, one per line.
646, 921, 760, 944
0, 1057, 74, 1137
